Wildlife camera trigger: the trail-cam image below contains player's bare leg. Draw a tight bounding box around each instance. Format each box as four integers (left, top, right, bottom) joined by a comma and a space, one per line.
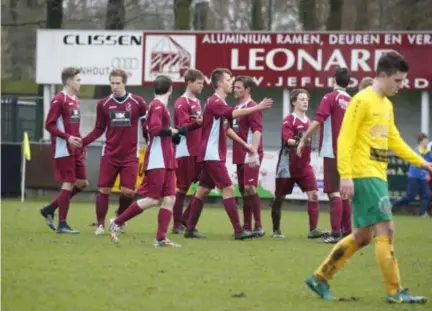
109, 197, 159, 244
184, 186, 209, 239
243, 185, 264, 237
221, 186, 255, 240
172, 188, 188, 234
154, 196, 181, 248
95, 187, 111, 235
40, 179, 87, 231
305, 190, 329, 239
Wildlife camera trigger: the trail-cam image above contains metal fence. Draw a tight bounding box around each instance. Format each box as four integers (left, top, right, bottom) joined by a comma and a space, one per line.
1, 95, 43, 142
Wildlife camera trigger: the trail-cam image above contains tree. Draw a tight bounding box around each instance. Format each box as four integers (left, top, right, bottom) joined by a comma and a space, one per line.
299, 0, 318, 30
193, 0, 209, 30
251, 0, 264, 30
94, 0, 126, 98
174, 0, 191, 30
326, 0, 343, 30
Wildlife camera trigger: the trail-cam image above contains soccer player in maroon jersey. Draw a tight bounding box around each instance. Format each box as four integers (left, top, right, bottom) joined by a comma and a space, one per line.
81, 69, 147, 235
171, 69, 204, 234
271, 89, 328, 239
184, 68, 272, 240
297, 68, 353, 243
109, 75, 184, 247
40, 67, 87, 234
231, 76, 265, 237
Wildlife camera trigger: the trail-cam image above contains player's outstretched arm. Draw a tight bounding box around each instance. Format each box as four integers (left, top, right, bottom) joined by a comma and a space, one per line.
231, 98, 273, 119
82, 102, 107, 146
388, 109, 425, 168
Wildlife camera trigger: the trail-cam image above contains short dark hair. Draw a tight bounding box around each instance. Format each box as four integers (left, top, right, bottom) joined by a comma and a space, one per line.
417, 132, 428, 144
359, 77, 374, 90
153, 75, 172, 95
334, 67, 351, 88
61, 67, 81, 85
376, 51, 409, 77
210, 68, 231, 89
290, 88, 309, 106
184, 69, 205, 83
233, 76, 256, 90
109, 69, 128, 84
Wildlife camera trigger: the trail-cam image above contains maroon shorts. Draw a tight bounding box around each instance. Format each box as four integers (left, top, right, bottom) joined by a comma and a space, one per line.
175, 156, 201, 190
53, 155, 87, 183
199, 161, 232, 190
97, 156, 138, 190
323, 157, 340, 194
237, 163, 261, 193
137, 169, 176, 200
274, 167, 317, 199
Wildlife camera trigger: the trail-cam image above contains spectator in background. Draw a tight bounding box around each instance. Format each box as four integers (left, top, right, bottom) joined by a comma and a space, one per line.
392, 133, 431, 217
358, 77, 374, 91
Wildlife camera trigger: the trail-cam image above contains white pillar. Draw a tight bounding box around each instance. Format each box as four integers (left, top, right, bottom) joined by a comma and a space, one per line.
282, 89, 291, 118
421, 91, 430, 136
43, 84, 56, 141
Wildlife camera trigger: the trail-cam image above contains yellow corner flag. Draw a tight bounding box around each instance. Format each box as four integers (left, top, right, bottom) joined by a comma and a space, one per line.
23, 132, 31, 161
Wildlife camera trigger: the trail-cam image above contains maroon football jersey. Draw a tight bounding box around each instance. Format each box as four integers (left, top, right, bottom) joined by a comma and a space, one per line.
315, 89, 351, 158
144, 98, 176, 170
198, 94, 234, 163
174, 95, 202, 158
276, 113, 312, 178
231, 99, 263, 164
82, 93, 147, 164
45, 91, 82, 158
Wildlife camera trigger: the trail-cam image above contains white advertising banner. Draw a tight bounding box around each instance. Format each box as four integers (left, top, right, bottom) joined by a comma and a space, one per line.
36, 30, 143, 85
204, 149, 328, 201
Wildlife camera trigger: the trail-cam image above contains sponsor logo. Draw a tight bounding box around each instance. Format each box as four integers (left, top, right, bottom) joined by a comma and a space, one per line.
110, 111, 131, 127
63, 34, 142, 46
144, 35, 196, 83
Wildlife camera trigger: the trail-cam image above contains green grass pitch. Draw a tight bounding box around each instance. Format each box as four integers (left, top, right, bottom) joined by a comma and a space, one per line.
2, 199, 431, 311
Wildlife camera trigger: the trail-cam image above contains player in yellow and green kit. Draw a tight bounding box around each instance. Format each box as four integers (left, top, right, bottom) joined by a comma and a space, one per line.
305, 51, 432, 304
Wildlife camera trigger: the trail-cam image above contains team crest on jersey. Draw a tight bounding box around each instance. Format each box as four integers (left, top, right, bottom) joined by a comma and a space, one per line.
126, 102, 132, 112
70, 108, 80, 123
338, 99, 348, 109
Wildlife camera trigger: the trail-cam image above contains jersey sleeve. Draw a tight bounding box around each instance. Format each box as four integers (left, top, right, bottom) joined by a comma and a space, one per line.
140, 116, 149, 143
314, 94, 332, 124
248, 103, 263, 133
337, 97, 367, 179
138, 97, 147, 116
207, 99, 234, 119
175, 99, 200, 131
45, 97, 70, 140
82, 101, 107, 146
147, 104, 166, 137
282, 117, 295, 142
388, 105, 425, 168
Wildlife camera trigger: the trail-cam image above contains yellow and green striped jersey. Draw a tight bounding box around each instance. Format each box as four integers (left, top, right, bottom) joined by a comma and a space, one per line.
337, 87, 425, 181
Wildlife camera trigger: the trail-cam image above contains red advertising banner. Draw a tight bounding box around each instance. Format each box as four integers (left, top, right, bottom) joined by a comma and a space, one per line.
142, 32, 432, 89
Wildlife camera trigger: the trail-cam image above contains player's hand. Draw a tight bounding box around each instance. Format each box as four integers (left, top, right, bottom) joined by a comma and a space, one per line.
247, 152, 259, 168
296, 140, 305, 157
68, 136, 82, 148
171, 128, 179, 136
340, 178, 354, 200
257, 98, 273, 111
426, 174, 431, 182
420, 162, 432, 173
191, 115, 203, 125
